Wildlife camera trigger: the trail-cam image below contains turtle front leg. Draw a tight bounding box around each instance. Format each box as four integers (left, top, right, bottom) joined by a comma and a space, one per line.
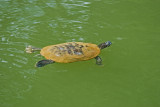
35, 59, 55, 67
25, 45, 41, 53
95, 56, 102, 65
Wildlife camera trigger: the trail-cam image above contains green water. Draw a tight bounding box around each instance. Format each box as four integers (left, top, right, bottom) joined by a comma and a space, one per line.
0, 0, 160, 107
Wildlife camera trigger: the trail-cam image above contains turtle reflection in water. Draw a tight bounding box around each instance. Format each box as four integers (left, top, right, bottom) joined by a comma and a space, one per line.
25, 41, 112, 67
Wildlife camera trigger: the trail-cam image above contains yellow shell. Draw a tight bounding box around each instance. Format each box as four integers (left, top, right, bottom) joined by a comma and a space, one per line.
40, 42, 100, 63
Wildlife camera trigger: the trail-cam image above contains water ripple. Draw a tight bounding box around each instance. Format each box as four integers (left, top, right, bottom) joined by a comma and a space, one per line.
0, 1, 91, 106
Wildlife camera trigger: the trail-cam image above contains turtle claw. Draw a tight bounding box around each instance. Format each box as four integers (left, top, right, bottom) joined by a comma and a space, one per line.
25, 45, 34, 53
95, 56, 102, 65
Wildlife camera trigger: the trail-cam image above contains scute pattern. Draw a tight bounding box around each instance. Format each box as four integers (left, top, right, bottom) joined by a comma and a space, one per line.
40, 42, 100, 63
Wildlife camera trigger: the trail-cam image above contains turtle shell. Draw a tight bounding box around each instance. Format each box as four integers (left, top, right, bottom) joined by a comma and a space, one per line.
40, 42, 100, 63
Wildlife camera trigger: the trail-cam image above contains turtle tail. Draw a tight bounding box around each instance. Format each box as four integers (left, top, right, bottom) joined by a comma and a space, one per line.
35, 59, 55, 67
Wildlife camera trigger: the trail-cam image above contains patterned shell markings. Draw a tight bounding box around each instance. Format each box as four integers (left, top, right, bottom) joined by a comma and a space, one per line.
40, 42, 100, 63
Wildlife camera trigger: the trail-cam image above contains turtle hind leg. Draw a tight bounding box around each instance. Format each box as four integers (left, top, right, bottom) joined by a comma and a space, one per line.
25, 45, 41, 53
35, 59, 55, 67
95, 56, 102, 65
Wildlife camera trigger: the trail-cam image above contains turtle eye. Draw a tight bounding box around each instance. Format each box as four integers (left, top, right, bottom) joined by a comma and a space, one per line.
105, 41, 112, 46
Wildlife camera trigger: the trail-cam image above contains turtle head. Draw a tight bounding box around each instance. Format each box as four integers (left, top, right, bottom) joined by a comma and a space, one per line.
98, 41, 112, 49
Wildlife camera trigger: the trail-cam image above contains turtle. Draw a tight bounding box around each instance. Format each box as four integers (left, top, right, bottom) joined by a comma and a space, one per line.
25, 41, 112, 67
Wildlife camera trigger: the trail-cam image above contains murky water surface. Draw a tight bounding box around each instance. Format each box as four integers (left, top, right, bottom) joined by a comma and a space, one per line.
0, 0, 160, 107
